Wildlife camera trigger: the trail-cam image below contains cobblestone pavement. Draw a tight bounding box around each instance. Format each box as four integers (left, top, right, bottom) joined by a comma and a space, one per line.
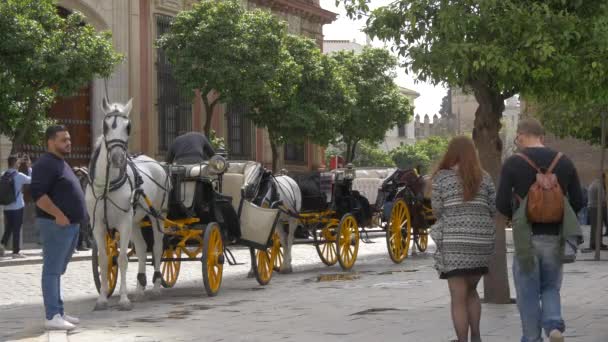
2, 228, 608, 342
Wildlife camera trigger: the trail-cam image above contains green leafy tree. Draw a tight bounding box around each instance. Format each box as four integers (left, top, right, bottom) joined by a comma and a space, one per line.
352, 142, 395, 167
534, 100, 608, 146
390, 137, 448, 173
0, 0, 122, 152
330, 47, 413, 163
338, 0, 608, 303
418, 136, 449, 165
390, 145, 430, 172
438, 91, 452, 118
248, 34, 352, 172
157, 0, 285, 135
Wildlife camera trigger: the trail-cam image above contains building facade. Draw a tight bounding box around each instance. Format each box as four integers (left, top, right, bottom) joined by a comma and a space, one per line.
0, 0, 337, 173
0, 0, 336, 244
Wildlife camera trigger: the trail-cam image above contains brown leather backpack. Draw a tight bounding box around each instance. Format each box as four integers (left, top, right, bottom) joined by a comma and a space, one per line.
516, 152, 564, 223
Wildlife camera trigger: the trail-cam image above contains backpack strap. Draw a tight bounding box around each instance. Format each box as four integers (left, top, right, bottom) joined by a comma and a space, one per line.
547, 152, 563, 173
515, 153, 541, 173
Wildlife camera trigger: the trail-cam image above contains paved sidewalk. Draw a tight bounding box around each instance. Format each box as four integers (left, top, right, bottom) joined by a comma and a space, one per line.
2, 226, 607, 342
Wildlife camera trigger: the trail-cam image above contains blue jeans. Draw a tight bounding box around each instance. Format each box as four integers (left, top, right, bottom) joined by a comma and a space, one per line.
38, 218, 79, 320
513, 235, 564, 342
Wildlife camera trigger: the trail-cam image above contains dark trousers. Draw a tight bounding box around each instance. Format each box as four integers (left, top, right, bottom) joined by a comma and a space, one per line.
77, 220, 93, 248
589, 206, 607, 247
2, 209, 24, 254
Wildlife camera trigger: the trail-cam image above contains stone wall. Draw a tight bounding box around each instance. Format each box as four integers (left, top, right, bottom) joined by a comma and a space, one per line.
543, 135, 602, 187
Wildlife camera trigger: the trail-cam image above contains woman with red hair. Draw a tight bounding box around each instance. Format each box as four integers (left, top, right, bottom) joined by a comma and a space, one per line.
431, 136, 496, 342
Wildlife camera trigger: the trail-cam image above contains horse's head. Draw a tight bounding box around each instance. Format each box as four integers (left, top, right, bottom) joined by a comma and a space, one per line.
101, 98, 132, 169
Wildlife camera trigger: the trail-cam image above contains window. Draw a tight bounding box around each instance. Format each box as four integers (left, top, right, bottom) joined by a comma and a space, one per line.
398, 124, 406, 137
156, 14, 192, 152
284, 143, 307, 164
226, 103, 254, 159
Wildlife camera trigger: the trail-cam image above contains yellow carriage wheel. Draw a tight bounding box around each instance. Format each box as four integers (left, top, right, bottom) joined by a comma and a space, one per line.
202, 223, 224, 297
336, 214, 360, 271
92, 232, 119, 297
314, 223, 338, 266
416, 229, 429, 252
160, 246, 182, 288
270, 232, 284, 272
386, 199, 412, 264
251, 248, 273, 286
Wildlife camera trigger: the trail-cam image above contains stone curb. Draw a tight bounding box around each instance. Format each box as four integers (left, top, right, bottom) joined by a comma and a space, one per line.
0, 255, 92, 268
47, 331, 68, 342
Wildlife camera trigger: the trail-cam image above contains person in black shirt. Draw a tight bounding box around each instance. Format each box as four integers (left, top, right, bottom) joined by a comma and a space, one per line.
496, 118, 583, 342
166, 131, 215, 164
31, 125, 85, 331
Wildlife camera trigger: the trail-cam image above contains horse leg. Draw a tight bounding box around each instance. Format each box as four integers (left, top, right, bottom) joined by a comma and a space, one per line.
280, 217, 296, 274
150, 219, 164, 296
117, 223, 133, 311
93, 224, 109, 311
131, 225, 147, 301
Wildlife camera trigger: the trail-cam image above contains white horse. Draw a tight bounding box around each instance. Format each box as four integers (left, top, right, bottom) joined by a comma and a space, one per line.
254, 174, 302, 273
87, 98, 169, 311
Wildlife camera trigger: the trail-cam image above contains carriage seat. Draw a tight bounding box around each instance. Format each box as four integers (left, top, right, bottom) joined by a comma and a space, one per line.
167, 164, 215, 208
222, 161, 262, 212
355, 168, 395, 179
352, 178, 384, 205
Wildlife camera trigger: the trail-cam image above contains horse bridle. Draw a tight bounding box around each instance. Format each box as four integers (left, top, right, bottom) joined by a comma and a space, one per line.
95, 110, 131, 192
103, 110, 130, 157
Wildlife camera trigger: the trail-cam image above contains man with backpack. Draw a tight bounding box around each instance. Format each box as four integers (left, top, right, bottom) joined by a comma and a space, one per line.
497, 118, 584, 342
0, 155, 32, 258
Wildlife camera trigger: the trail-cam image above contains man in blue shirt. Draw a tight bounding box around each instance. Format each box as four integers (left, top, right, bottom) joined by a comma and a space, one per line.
31, 125, 86, 331
0, 155, 32, 258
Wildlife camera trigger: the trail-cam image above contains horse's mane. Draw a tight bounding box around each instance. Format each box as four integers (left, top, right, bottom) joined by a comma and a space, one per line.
88, 136, 104, 180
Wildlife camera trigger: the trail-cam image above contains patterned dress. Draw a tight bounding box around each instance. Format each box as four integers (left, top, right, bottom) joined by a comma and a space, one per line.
430, 169, 496, 279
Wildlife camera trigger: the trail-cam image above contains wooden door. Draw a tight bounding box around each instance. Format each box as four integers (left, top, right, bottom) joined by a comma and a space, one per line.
18, 85, 92, 167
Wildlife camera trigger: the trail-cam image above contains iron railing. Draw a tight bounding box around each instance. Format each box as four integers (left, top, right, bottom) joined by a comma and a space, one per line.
156, 14, 192, 153
226, 103, 254, 160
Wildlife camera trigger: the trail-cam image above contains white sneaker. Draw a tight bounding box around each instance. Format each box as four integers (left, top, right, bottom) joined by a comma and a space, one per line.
549, 329, 564, 342
45, 314, 75, 331
63, 314, 79, 325
11, 253, 26, 259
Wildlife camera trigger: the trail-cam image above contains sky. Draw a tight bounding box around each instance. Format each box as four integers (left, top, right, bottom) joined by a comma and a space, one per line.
319, 0, 447, 118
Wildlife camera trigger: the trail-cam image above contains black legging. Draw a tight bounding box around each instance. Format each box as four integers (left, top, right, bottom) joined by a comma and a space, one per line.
2, 209, 24, 254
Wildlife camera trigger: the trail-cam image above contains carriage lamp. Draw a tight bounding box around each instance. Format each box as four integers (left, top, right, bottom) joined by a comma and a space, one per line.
209, 155, 228, 174
345, 163, 356, 180
216, 146, 228, 159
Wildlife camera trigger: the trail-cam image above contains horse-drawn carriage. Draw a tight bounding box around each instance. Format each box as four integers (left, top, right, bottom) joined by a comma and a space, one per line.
290, 166, 371, 271
89, 157, 283, 299
352, 167, 436, 263
85, 99, 290, 311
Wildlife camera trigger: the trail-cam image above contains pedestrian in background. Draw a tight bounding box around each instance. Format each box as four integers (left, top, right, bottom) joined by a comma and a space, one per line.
31, 125, 86, 331
587, 175, 608, 249
497, 118, 583, 342
0, 154, 32, 258
430, 136, 497, 342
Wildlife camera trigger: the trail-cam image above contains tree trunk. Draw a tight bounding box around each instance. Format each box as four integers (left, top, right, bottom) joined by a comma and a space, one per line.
345, 141, 351, 164
471, 85, 512, 304
350, 140, 359, 163
270, 138, 279, 174
202, 94, 215, 136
